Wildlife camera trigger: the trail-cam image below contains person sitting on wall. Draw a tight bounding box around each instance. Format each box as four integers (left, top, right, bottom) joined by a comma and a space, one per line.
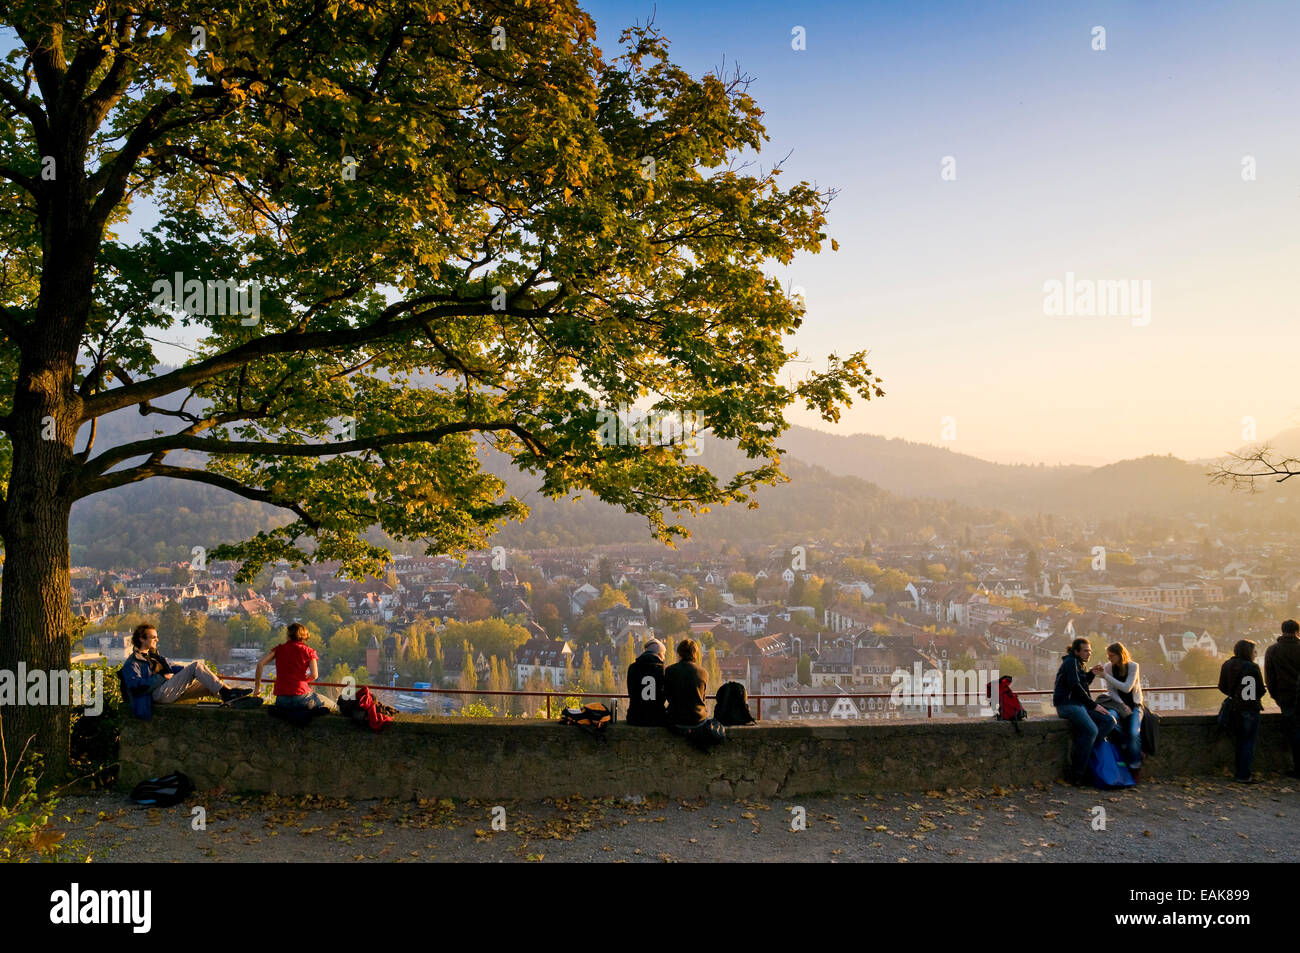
1053, 637, 1119, 786
1100, 641, 1144, 781
664, 637, 709, 728
626, 638, 667, 726
254, 622, 336, 712
120, 623, 253, 720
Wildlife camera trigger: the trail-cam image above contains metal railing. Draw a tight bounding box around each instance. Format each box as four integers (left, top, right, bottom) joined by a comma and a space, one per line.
222, 674, 1225, 721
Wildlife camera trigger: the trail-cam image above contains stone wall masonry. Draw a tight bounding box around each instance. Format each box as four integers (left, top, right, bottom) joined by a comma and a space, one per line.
118, 708, 1293, 800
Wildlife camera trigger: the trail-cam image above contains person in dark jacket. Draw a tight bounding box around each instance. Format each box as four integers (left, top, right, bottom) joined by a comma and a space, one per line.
626, 638, 667, 726
119, 623, 250, 720
1219, 639, 1268, 783
1263, 619, 1300, 779
664, 637, 708, 727
1053, 637, 1119, 785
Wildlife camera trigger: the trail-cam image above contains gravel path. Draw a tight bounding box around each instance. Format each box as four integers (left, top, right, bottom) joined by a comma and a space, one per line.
48, 773, 1299, 863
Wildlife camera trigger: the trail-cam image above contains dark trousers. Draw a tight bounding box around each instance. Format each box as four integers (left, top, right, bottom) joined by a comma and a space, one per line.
1057, 704, 1118, 780
1233, 709, 1260, 781
1281, 707, 1300, 773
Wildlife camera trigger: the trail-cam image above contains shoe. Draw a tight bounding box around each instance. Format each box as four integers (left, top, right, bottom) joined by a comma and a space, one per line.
219, 687, 254, 703
1233, 777, 1256, 784
230, 695, 264, 709
1129, 768, 1141, 783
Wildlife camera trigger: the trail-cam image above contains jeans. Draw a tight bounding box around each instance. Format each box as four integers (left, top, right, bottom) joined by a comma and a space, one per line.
1057, 704, 1119, 780
151, 661, 225, 704
1233, 709, 1260, 780
275, 691, 335, 711
1122, 707, 1143, 770
1281, 707, 1300, 773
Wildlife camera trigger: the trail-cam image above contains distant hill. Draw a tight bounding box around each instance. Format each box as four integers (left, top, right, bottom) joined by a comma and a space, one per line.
62, 373, 1295, 568
776, 425, 1288, 519
67, 394, 1007, 566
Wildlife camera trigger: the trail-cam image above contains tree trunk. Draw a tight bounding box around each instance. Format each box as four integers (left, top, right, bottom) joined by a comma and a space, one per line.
0, 89, 102, 787
1, 357, 81, 787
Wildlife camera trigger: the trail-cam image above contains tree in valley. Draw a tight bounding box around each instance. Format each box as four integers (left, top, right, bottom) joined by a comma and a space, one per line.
0, 3, 881, 771
995, 653, 1026, 679
656, 607, 689, 636
1179, 647, 1222, 687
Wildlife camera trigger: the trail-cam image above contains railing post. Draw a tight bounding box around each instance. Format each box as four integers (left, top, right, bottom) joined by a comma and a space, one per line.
546, 693, 551, 720
755, 695, 762, 721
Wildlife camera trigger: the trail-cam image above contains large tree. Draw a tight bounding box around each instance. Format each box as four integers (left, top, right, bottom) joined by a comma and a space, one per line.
0, 1, 882, 770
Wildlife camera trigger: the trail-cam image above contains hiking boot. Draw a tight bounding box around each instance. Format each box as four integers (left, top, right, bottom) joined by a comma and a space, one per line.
219, 686, 253, 703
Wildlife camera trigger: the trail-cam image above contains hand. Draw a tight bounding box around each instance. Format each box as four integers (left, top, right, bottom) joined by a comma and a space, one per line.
1090, 665, 1104, 675
162, 672, 173, 680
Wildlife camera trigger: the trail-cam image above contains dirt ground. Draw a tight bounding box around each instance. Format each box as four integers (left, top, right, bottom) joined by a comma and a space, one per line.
47, 773, 1299, 863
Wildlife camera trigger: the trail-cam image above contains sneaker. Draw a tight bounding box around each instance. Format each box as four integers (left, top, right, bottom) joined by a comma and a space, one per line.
1233, 777, 1256, 784
219, 687, 254, 703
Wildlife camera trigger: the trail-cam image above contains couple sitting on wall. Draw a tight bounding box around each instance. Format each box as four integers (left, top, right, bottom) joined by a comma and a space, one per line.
120, 621, 334, 719
625, 637, 710, 727
1055, 637, 1145, 786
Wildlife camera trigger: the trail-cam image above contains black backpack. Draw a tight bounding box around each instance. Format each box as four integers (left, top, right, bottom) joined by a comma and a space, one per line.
268, 703, 332, 728
560, 702, 616, 737
128, 771, 194, 807
713, 681, 756, 726
673, 718, 727, 751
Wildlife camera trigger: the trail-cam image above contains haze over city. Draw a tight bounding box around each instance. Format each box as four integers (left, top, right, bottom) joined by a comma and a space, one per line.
574, 0, 1300, 465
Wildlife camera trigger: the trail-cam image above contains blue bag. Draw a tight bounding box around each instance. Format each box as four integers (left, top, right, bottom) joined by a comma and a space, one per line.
1088, 739, 1135, 789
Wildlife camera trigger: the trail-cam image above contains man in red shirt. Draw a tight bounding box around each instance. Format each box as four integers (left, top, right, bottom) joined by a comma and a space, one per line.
254, 622, 336, 710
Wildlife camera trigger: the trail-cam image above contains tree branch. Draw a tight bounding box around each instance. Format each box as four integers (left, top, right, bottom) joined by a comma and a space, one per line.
0, 304, 27, 343
0, 73, 49, 147
88, 85, 231, 229
77, 462, 321, 530
82, 419, 545, 478
77, 294, 546, 422
1208, 448, 1300, 490
0, 165, 39, 197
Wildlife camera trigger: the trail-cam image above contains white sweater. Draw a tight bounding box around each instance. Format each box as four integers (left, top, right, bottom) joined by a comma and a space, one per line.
1101, 661, 1142, 708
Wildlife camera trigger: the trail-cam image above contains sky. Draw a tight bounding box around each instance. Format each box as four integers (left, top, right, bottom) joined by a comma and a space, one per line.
580, 0, 1300, 465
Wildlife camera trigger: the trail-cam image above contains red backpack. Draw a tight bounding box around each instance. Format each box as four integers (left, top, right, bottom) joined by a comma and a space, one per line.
989, 675, 1026, 732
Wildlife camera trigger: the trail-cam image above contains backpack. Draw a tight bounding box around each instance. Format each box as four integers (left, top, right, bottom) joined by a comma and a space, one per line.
268, 703, 332, 728
128, 771, 194, 807
988, 675, 1026, 732
1139, 703, 1159, 756
672, 717, 727, 751
337, 686, 396, 733
1088, 739, 1135, 789
713, 681, 756, 726
560, 702, 616, 737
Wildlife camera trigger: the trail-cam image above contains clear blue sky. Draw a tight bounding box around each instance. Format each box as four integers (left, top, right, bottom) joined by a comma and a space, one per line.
583, 0, 1300, 464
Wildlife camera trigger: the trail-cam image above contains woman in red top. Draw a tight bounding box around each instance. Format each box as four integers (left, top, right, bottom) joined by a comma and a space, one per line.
254, 622, 335, 710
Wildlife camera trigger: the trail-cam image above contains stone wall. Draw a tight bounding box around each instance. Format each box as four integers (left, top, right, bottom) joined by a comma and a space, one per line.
118, 708, 1293, 799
